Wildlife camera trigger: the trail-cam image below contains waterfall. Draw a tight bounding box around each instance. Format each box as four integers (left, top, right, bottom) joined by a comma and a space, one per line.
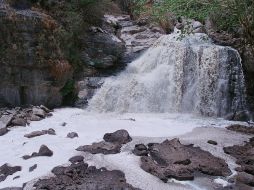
88, 31, 246, 117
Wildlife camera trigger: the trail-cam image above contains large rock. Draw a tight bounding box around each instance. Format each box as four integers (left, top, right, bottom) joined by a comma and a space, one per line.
0, 2, 72, 107
224, 137, 254, 177
0, 164, 21, 182
139, 139, 231, 182
23, 145, 53, 160
76, 141, 122, 155
226, 124, 254, 135
0, 112, 14, 135
103, 129, 132, 144
34, 159, 139, 190
24, 128, 56, 138
77, 129, 132, 155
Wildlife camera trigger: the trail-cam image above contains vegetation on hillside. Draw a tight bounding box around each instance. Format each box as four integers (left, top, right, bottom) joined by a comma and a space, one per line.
131, 0, 254, 47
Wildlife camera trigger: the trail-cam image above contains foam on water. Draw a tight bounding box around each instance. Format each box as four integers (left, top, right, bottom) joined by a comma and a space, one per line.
88, 31, 246, 116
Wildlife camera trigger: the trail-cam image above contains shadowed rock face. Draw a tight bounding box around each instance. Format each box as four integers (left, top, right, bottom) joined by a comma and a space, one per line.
0, 2, 72, 108
138, 139, 231, 182
33, 159, 139, 190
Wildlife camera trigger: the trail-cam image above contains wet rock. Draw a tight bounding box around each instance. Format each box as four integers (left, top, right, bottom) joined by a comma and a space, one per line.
226, 124, 254, 135
103, 129, 132, 144
32, 107, 46, 118
0, 114, 13, 134
77, 130, 132, 155
133, 144, 148, 156
104, 14, 162, 63
24, 129, 56, 138
23, 145, 53, 160
0, 126, 8, 136
207, 140, 218, 145
1, 106, 53, 130
225, 111, 250, 121
51, 166, 66, 176
0, 164, 21, 182
11, 117, 27, 127
30, 114, 42, 121
29, 164, 37, 172
67, 132, 79, 139
69, 156, 84, 164
34, 161, 139, 190
236, 172, 254, 187
77, 141, 122, 155
39, 105, 51, 113
224, 137, 254, 187
140, 138, 231, 182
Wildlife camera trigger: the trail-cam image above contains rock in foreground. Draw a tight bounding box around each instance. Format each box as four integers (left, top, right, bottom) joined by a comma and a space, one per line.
138, 139, 231, 182
0, 164, 21, 182
33, 159, 139, 190
23, 145, 53, 160
77, 129, 132, 154
24, 129, 56, 138
224, 137, 254, 187
226, 124, 254, 135
103, 129, 132, 144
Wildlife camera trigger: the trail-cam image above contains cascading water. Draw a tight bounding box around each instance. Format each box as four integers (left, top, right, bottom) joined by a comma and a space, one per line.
88, 31, 246, 117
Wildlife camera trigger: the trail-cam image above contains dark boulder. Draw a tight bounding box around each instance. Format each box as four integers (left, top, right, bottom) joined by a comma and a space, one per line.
23, 145, 53, 160
133, 144, 148, 156
0, 164, 21, 182
224, 137, 254, 188
24, 128, 56, 138
207, 140, 218, 145
29, 164, 37, 172
103, 129, 132, 144
77, 129, 132, 155
67, 132, 79, 139
69, 156, 84, 164
77, 141, 122, 155
226, 124, 254, 135
34, 160, 139, 190
139, 138, 231, 182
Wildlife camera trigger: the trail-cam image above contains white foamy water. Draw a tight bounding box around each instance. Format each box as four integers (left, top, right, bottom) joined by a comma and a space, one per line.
0, 108, 250, 189
88, 31, 246, 117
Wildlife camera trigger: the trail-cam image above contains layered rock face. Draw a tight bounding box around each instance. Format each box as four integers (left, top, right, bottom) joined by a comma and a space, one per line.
0, 1, 72, 107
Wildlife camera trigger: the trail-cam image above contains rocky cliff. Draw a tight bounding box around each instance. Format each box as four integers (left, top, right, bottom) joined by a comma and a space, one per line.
0, 0, 127, 107
0, 1, 72, 108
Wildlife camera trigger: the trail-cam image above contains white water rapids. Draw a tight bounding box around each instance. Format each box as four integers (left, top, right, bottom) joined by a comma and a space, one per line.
88, 31, 246, 117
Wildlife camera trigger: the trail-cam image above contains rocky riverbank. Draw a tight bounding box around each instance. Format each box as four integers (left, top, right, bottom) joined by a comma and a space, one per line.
0, 105, 53, 136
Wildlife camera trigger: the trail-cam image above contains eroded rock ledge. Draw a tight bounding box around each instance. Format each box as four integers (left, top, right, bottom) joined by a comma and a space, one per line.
135, 138, 231, 182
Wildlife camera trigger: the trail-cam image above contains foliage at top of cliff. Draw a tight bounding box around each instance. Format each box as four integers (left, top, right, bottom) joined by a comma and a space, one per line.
131, 0, 254, 46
